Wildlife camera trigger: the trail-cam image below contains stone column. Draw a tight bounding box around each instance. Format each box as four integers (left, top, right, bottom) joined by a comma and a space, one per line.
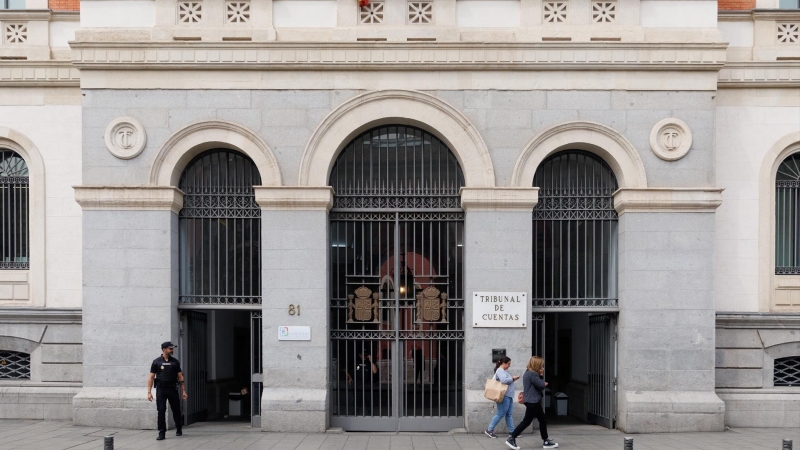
461, 187, 538, 433
614, 188, 726, 433
255, 187, 333, 433
72, 187, 182, 428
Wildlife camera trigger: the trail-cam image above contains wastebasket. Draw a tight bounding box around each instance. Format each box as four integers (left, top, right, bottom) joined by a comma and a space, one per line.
228, 392, 243, 416
543, 387, 551, 408
555, 392, 568, 416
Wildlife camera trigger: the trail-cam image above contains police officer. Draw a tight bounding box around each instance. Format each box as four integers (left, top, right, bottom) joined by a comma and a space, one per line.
147, 341, 188, 440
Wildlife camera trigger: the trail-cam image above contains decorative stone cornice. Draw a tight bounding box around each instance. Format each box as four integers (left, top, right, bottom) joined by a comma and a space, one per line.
0, 61, 80, 87
0, 10, 51, 21
254, 186, 334, 211
460, 187, 539, 212
613, 188, 723, 215
70, 42, 727, 72
0, 307, 81, 324
716, 312, 800, 329
73, 186, 184, 214
718, 62, 800, 88
752, 9, 800, 21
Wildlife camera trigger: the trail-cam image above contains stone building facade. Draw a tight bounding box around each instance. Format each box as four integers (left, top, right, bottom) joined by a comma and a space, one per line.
0, 0, 797, 434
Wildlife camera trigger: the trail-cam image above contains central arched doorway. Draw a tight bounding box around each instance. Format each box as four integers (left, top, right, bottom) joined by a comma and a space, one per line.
329, 125, 465, 431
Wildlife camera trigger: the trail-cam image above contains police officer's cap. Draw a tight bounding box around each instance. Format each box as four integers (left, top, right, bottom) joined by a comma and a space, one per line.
161, 341, 177, 349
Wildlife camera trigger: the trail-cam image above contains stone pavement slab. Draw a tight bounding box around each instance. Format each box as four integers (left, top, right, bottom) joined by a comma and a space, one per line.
0, 421, 796, 450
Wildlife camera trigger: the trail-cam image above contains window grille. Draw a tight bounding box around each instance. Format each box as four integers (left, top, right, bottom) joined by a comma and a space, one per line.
0, 150, 29, 270
0, 351, 30, 379
179, 149, 262, 306
775, 153, 800, 274
532, 151, 618, 308
774, 356, 800, 386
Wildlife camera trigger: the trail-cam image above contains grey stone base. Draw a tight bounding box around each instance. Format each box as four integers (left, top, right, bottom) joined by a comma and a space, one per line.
0, 384, 81, 420
618, 391, 725, 433
261, 388, 327, 433
717, 388, 800, 428
72, 387, 172, 429
465, 389, 526, 434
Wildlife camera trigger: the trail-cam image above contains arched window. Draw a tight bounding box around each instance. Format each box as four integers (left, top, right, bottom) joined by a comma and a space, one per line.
774, 356, 800, 386
0, 350, 30, 379
532, 150, 619, 308
0, 149, 29, 269
776, 154, 800, 274
178, 149, 262, 306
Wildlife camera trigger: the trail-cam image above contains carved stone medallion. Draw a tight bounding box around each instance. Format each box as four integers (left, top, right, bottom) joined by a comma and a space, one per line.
415, 286, 447, 323
348, 286, 380, 323
650, 118, 692, 161
104, 117, 147, 160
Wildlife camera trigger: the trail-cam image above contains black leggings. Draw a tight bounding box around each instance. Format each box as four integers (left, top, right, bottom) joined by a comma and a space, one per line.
511, 402, 548, 440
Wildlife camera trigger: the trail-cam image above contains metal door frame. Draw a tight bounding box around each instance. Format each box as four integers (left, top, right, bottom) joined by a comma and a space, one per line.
251, 311, 263, 428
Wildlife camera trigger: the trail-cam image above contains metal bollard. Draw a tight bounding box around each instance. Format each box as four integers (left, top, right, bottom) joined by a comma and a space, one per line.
103, 435, 114, 450
624, 437, 633, 449
783, 439, 793, 450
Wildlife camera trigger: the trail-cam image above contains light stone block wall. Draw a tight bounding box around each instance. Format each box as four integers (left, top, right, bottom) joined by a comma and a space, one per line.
73, 210, 179, 429
617, 212, 724, 432
715, 89, 800, 313
463, 210, 532, 433
260, 209, 329, 433
0, 90, 82, 308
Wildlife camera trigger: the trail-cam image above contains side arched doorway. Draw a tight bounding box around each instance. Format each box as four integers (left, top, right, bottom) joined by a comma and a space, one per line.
531, 150, 619, 429
329, 125, 465, 431
177, 149, 265, 428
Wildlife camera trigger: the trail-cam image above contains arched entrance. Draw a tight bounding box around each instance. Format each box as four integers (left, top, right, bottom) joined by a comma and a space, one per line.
329, 125, 465, 431
531, 150, 619, 429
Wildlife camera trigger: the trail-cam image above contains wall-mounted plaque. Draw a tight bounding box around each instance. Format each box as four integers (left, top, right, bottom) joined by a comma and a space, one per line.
472, 292, 527, 328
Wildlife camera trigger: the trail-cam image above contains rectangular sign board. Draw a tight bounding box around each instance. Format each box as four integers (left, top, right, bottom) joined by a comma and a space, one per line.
278, 326, 311, 341
472, 292, 527, 328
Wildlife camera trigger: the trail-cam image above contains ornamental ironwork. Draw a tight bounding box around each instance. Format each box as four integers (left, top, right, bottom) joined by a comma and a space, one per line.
178, 149, 262, 306
532, 150, 619, 308
0, 350, 30, 379
775, 154, 800, 274
0, 149, 29, 270
774, 356, 800, 387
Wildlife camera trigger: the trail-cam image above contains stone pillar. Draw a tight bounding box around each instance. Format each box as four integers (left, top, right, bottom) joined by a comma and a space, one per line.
255, 187, 333, 433
614, 188, 726, 433
72, 187, 182, 428
461, 187, 538, 433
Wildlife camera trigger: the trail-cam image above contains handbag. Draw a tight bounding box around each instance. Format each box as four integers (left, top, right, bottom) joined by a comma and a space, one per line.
483, 372, 508, 403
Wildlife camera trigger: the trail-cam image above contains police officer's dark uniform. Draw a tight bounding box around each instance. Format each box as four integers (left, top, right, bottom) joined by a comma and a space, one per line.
150, 342, 184, 439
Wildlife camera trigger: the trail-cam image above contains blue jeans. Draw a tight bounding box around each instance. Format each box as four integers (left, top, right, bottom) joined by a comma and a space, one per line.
488, 395, 515, 434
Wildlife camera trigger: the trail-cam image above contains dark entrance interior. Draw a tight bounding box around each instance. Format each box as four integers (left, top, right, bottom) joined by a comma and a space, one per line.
181, 310, 263, 427
533, 312, 617, 429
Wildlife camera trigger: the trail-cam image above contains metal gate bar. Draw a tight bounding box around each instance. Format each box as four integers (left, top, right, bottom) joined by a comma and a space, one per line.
251, 311, 263, 427
184, 311, 208, 425
588, 313, 616, 428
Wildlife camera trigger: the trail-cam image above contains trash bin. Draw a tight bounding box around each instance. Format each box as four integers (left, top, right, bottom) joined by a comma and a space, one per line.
229, 392, 243, 416
555, 392, 568, 416
543, 387, 551, 408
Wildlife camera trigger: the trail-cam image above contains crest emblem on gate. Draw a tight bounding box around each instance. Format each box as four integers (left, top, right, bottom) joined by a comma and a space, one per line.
415, 286, 447, 323
348, 286, 380, 323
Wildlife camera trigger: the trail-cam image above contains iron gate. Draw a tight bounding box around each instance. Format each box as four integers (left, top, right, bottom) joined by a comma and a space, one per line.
588, 313, 616, 428
329, 125, 465, 431
182, 310, 208, 425
250, 311, 263, 427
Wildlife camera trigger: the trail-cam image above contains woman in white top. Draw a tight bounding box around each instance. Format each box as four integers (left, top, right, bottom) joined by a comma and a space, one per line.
484, 356, 519, 439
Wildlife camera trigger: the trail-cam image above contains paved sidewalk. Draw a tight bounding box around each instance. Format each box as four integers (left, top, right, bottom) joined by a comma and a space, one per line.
0, 420, 797, 450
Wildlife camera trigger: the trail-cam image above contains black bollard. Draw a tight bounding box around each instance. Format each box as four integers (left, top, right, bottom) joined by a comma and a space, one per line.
624, 437, 633, 449
783, 439, 793, 450
103, 435, 114, 450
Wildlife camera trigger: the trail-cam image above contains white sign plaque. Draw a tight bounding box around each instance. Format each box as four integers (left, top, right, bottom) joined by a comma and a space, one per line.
472, 292, 527, 328
278, 326, 311, 341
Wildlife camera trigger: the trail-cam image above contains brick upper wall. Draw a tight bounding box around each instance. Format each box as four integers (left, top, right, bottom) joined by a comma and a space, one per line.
719, 0, 755, 10
49, 0, 79, 11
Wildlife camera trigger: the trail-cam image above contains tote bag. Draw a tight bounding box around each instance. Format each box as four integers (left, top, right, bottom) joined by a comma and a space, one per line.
483, 372, 508, 403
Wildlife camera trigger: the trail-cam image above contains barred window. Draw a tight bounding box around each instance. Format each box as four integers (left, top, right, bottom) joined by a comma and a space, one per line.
178, 149, 262, 306
0, 149, 29, 269
775, 153, 800, 274
774, 356, 800, 386
0, 350, 30, 379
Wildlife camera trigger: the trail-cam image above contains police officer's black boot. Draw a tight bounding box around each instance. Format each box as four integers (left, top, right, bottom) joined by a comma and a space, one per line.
156, 433, 165, 441
176, 429, 182, 437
